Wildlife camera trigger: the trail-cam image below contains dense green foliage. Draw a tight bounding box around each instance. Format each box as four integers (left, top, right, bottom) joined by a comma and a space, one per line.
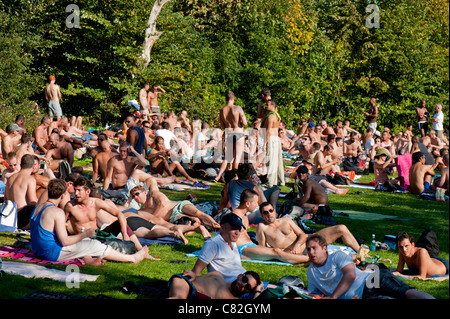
0, 0, 448, 131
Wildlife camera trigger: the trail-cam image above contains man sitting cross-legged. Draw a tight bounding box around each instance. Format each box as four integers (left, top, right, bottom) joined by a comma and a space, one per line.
129, 179, 218, 239
30, 179, 148, 266
251, 202, 361, 266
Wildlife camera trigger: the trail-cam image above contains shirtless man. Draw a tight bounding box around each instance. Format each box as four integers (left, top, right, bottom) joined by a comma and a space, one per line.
148, 136, 194, 181
92, 141, 117, 183
306, 123, 321, 144
219, 90, 248, 171
409, 151, 440, 195
30, 179, 148, 266
129, 185, 212, 242
2, 152, 21, 186
256, 87, 272, 120
427, 130, 445, 157
434, 154, 448, 191
313, 145, 340, 175
343, 132, 364, 158
64, 177, 154, 259
130, 179, 219, 232
294, 165, 328, 213
4, 154, 38, 229
319, 121, 335, 140
364, 97, 378, 133
45, 75, 63, 121
168, 270, 261, 299
233, 189, 311, 265
60, 121, 98, 149
373, 148, 399, 185
103, 140, 149, 191
139, 83, 150, 120
1, 124, 22, 157
45, 132, 75, 171
33, 116, 52, 154
262, 99, 285, 187
416, 100, 429, 137
147, 84, 165, 121
394, 232, 448, 279
256, 202, 360, 266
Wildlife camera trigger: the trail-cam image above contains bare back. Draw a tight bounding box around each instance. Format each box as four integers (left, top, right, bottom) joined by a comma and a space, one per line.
45, 83, 60, 101
220, 105, 245, 131
5, 171, 37, 210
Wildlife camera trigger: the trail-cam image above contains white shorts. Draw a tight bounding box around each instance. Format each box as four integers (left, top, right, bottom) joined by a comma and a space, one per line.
58, 238, 111, 261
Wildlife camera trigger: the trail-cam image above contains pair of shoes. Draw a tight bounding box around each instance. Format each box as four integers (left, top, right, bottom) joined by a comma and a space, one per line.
58, 160, 71, 180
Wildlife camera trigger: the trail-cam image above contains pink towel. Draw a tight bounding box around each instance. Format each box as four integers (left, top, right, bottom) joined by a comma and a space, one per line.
395, 154, 412, 188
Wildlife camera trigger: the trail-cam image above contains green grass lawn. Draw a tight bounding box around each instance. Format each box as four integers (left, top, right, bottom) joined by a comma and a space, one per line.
0, 160, 448, 300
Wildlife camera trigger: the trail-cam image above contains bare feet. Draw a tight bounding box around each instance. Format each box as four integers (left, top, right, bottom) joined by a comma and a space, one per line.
82, 256, 107, 266
335, 188, 349, 195
132, 246, 149, 264
197, 225, 212, 240
158, 175, 176, 187
171, 227, 189, 244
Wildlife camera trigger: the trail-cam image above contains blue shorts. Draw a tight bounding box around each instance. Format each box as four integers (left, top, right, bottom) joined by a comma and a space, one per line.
238, 242, 257, 256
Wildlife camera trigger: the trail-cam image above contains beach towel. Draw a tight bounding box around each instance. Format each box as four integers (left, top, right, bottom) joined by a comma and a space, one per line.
333, 210, 406, 221
395, 153, 412, 188
0, 245, 85, 266
1, 261, 99, 282
138, 236, 184, 246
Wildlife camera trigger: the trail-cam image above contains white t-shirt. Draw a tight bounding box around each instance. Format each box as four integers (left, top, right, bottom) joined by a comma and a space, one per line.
198, 233, 246, 282
432, 111, 444, 131
307, 251, 371, 299
193, 132, 208, 161
365, 137, 374, 155
155, 129, 176, 149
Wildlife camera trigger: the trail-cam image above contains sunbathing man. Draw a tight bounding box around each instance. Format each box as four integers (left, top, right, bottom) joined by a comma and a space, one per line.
1, 124, 22, 158
91, 141, 117, 183
130, 179, 219, 236
90, 187, 188, 245
409, 151, 440, 195
373, 148, 399, 186
30, 179, 148, 266
148, 136, 194, 181
393, 232, 448, 279
45, 132, 75, 170
256, 202, 361, 266
33, 116, 52, 154
294, 165, 329, 213
64, 177, 155, 259
4, 154, 38, 229
168, 270, 262, 299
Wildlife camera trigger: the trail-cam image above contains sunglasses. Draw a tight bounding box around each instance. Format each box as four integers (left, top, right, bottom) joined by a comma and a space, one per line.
241, 275, 253, 291
262, 208, 274, 214
132, 191, 142, 198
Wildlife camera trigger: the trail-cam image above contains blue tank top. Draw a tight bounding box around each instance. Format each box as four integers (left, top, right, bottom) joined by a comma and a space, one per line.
228, 180, 255, 210
30, 204, 63, 261
130, 126, 145, 156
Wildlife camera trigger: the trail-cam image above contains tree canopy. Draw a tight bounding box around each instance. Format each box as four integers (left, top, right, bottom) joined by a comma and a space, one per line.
0, 0, 448, 132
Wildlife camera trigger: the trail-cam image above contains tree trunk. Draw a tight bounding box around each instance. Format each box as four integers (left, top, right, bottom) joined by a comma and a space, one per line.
141, 0, 171, 69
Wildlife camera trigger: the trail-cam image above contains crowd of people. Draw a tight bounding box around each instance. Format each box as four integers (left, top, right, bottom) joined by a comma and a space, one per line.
0, 78, 448, 299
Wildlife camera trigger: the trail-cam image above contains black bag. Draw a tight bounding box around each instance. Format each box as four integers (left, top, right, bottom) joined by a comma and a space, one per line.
415, 230, 439, 258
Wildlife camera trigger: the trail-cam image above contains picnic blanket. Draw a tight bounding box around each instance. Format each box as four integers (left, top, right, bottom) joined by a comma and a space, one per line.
333, 210, 406, 221
138, 236, 184, 246
0, 245, 85, 266
1, 261, 99, 282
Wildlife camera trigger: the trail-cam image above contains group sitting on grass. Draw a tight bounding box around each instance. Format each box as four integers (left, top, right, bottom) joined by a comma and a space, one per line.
0, 89, 448, 299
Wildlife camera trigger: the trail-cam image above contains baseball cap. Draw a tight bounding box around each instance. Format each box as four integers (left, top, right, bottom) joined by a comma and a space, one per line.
220, 213, 246, 230
307, 122, 315, 128
375, 148, 388, 158
49, 75, 56, 80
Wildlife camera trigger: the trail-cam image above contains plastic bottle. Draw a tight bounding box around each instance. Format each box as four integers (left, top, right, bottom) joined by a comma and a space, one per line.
370, 234, 376, 251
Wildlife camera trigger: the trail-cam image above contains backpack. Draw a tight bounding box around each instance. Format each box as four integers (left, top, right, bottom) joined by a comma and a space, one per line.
415, 230, 439, 258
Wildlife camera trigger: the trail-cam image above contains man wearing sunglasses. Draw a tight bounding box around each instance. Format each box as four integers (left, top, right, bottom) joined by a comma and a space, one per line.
168, 270, 262, 299
256, 202, 361, 265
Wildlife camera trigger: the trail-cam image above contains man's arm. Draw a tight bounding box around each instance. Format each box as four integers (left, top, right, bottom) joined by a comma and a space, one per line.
295, 182, 312, 206
102, 157, 116, 190
323, 263, 356, 299
286, 218, 308, 254
256, 224, 268, 248
95, 199, 130, 241
54, 208, 95, 246
191, 258, 208, 276
26, 179, 38, 207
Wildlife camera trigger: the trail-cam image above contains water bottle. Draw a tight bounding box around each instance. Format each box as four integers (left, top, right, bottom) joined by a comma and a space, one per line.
370, 234, 376, 251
